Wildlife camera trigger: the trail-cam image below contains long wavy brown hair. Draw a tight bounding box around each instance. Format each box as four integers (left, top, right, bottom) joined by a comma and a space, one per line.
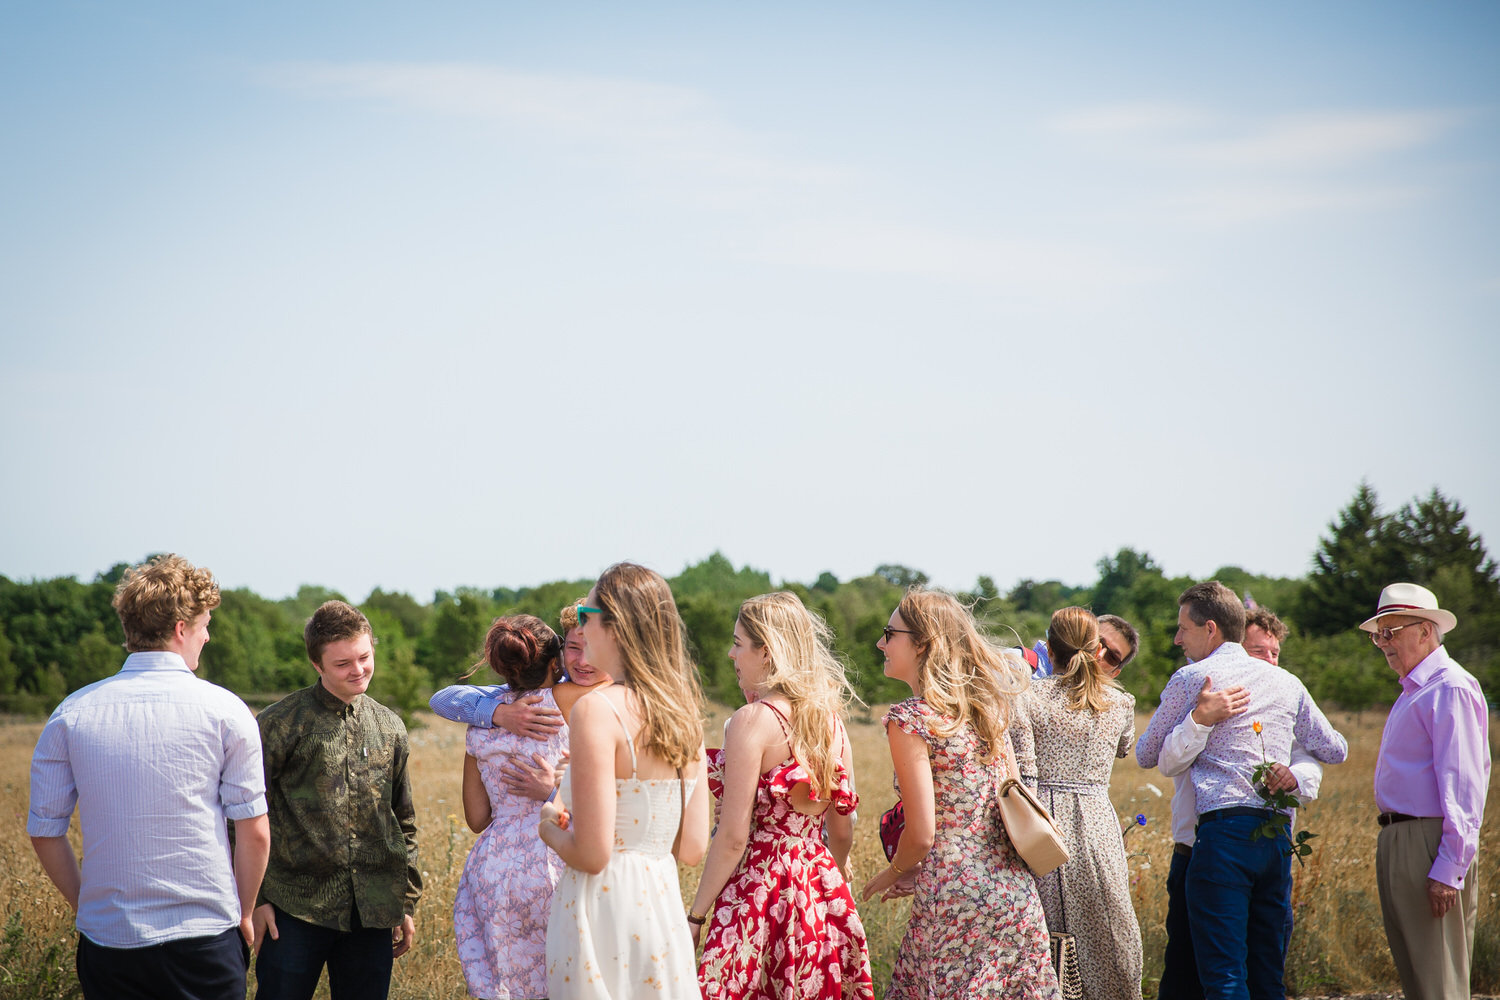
593, 562, 705, 769
897, 588, 1028, 762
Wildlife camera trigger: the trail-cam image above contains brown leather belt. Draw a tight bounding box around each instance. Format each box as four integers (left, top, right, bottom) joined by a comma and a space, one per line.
1378, 811, 1422, 827
1173, 843, 1192, 858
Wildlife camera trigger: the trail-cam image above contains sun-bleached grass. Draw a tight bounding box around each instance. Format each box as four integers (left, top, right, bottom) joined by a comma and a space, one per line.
2, 705, 1496, 998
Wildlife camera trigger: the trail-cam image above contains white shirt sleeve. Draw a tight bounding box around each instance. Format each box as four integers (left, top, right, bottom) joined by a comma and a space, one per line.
1159, 713, 1213, 778
1288, 740, 1323, 804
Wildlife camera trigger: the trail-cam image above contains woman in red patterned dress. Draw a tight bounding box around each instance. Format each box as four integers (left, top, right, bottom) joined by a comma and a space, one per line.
689, 591, 874, 1000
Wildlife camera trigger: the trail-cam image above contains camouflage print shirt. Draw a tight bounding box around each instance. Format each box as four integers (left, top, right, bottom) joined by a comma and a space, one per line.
256, 680, 421, 931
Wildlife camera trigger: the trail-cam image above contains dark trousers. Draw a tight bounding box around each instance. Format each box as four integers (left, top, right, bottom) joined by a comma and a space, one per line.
1186, 815, 1292, 1000
254, 905, 393, 1000
77, 926, 248, 1000
1159, 848, 1204, 1000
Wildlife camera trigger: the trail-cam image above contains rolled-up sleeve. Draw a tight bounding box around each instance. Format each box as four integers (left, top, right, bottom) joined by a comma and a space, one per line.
27, 716, 78, 837
219, 704, 267, 821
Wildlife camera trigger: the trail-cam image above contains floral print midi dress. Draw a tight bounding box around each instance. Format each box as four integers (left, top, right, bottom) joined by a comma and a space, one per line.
698, 706, 874, 1000
884, 698, 1060, 1000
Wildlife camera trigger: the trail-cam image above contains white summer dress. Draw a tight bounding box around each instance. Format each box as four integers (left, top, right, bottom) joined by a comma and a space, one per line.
545, 698, 699, 998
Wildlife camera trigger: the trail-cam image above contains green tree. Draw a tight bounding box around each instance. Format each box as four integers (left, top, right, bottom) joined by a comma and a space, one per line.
875, 564, 928, 589
1297, 483, 1409, 636
425, 590, 492, 682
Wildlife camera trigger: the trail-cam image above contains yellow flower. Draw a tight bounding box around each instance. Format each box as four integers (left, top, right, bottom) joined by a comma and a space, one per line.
1252, 720, 1263, 734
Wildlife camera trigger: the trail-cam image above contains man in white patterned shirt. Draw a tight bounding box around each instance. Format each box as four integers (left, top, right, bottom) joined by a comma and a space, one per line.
28, 555, 270, 1000
1138, 581, 1347, 1000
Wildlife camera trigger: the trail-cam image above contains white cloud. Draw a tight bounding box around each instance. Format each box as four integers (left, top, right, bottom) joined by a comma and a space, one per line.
1187, 111, 1463, 171
1170, 183, 1425, 225
262, 62, 844, 191
759, 219, 1164, 297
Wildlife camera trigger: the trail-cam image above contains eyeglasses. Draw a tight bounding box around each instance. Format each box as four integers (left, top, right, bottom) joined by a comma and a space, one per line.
881, 626, 914, 642
577, 606, 605, 627
1370, 623, 1423, 645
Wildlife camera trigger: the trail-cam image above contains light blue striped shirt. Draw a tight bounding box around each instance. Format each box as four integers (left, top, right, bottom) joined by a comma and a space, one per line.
28, 651, 267, 948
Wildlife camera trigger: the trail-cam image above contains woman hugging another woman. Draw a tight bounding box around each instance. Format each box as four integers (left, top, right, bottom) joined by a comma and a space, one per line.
861, 588, 1060, 1000
453, 608, 609, 1000
690, 591, 874, 1000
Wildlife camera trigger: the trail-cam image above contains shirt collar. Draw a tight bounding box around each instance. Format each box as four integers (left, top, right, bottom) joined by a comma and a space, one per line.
1401, 645, 1449, 693
121, 650, 192, 673
312, 678, 359, 713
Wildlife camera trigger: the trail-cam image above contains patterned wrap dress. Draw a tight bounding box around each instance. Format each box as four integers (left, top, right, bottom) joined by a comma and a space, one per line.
698, 705, 874, 1000
452, 688, 569, 999
545, 698, 700, 998
1009, 678, 1142, 1000
884, 698, 1061, 1000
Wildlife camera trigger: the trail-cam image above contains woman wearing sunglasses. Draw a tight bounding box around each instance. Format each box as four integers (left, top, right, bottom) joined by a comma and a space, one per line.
860, 589, 1059, 999
1007, 606, 1142, 1000
689, 591, 873, 999
539, 562, 710, 999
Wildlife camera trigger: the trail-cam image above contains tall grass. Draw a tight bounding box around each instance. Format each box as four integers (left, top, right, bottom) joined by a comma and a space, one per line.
2, 706, 1496, 998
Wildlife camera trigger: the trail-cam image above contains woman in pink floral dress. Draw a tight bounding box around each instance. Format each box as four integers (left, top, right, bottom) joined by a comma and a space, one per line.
861, 589, 1060, 1000
689, 592, 873, 1000
453, 614, 605, 999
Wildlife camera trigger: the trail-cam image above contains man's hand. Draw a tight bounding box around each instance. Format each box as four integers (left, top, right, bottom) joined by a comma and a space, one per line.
501, 753, 559, 801
252, 903, 278, 956
1190, 678, 1250, 726
1262, 762, 1299, 795
392, 914, 416, 959
492, 695, 564, 741
1427, 878, 1458, 919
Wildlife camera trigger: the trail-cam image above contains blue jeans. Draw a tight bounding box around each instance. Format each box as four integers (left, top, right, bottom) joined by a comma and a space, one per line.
254, 906, 393, 1000
1159, 848, 1204, 1000
1185, 814, 1291, 1000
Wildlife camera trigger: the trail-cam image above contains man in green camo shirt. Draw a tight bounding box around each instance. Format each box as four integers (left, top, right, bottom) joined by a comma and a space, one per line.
251, 600, 421, 1000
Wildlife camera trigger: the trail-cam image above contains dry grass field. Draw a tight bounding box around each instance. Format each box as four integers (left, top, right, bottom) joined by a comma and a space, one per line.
3, 704, 1498, 999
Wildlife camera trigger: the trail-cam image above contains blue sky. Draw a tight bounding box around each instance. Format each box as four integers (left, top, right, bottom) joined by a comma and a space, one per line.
2, 2, 1497, 603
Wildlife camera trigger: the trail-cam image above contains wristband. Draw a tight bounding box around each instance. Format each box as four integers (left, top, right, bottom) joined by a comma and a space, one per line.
686, 910, 707, 926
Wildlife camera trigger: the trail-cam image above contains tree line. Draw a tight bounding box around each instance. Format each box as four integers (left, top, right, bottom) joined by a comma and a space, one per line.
1, 484, 1495, 723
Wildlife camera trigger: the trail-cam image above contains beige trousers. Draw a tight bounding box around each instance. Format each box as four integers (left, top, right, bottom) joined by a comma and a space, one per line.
1375, 817, 1478, 1000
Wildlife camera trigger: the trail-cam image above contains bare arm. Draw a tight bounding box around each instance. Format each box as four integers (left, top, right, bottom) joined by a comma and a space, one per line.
538, 695, 616, 875
675, 746, 710, 867
30, 836, 81, 912
231, 815, 270, 947
689, 708, 770, 928
861, 723, 933, 902
462, 753, 492, 833
823, 722, 857, 875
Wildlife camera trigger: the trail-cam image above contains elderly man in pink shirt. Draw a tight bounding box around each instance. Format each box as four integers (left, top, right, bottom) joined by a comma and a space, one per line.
1362, 583, 1490, 1000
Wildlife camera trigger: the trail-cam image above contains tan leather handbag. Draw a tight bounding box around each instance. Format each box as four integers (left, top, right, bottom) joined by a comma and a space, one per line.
996, 737, 1070, 877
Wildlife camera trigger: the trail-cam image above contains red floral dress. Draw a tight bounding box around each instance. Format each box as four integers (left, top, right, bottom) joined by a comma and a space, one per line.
698, 711, 874, 1000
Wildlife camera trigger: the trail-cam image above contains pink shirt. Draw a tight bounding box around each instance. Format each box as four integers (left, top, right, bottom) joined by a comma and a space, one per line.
1373, 645, 1490, 888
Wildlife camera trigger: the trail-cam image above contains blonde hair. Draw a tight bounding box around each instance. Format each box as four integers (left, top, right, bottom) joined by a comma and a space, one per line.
558, 595, 587, 633
1047, 606, 1120, 714
112, 554, 221, 652
594, 563, 705, 769
897, 588, 1028, 762
736, 592, 860, 798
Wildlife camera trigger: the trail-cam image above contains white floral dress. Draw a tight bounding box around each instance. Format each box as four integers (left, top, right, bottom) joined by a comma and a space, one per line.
545, 698, 699, 998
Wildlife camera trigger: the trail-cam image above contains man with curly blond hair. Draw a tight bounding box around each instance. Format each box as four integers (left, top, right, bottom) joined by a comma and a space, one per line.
28, 554, 270, 1000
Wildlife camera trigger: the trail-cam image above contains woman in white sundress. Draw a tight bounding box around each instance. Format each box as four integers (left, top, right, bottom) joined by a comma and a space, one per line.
538, 561, 710, 998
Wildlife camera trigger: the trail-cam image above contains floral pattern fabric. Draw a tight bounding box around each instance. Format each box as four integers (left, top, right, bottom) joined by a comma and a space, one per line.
452, 688, 569, 999
698, 740, 874, 1000
1009, 679, 1143, 1000
883, 698, 1060, 1000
